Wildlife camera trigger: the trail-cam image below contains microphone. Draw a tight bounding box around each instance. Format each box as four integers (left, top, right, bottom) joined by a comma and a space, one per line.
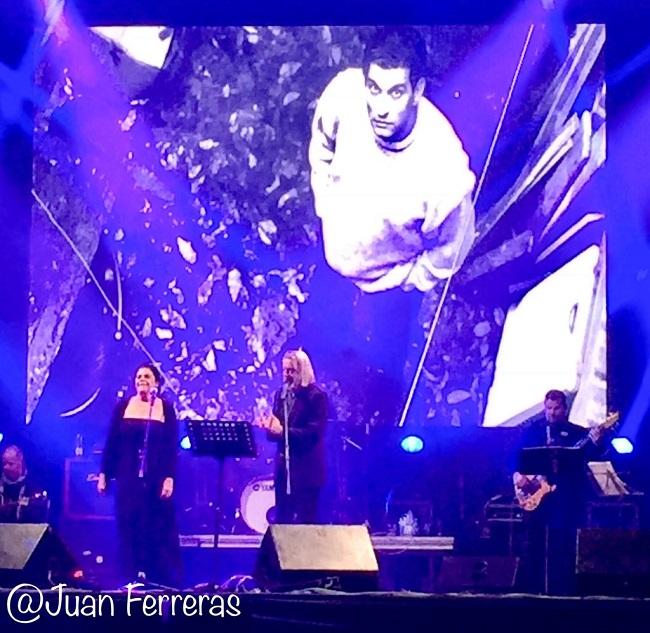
281, 382, 290, 399
149, 387, 158, 402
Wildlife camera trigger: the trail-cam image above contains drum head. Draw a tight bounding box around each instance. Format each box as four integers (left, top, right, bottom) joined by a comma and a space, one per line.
240, 476, 275, 534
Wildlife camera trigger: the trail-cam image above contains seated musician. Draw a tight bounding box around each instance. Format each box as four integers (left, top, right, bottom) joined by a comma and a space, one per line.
512, 390, 612, 594
0, 445, 49, 523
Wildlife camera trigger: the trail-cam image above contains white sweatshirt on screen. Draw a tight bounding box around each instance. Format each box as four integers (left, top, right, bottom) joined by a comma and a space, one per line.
309, 68, 476, 293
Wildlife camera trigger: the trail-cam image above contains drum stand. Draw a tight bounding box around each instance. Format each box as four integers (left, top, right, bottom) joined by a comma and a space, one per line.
185, 419, 256, 589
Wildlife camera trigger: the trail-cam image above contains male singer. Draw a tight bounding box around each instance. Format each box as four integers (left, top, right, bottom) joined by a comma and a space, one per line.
260, 349, 329, 524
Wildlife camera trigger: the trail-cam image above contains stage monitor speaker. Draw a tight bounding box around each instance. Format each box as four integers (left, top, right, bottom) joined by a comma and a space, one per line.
0, 523, 79, 588
437, 555, 519, 592
576, 528, 650, 596
255, 524, 379, 591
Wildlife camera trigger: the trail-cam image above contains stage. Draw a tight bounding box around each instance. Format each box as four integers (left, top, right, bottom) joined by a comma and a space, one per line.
2, 5, 650, 632
1, 587, 648, 632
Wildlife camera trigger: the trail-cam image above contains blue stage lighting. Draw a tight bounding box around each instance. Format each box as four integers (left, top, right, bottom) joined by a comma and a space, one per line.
180, 435, 192, 450
611, 437, 634, 454
400, 435, 424, 453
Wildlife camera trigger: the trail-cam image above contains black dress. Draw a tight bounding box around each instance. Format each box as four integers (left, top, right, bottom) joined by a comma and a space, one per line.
101, 398, 181, 586
270, 383, 329, 524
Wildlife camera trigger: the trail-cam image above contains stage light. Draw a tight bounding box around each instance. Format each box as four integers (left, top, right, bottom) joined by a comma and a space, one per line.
180, 436, 192, 450
611, 437, 634, 454
400, 435, 424, 453
0, 432, 3, 443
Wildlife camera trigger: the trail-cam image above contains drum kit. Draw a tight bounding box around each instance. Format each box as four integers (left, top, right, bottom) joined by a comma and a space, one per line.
177, 423, 278, 535
232, 420, 364, 532
178, 419, 366, 534
178, 468, 277, 535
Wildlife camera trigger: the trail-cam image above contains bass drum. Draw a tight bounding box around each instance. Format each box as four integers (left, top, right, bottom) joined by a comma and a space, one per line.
240, 475, 276, 534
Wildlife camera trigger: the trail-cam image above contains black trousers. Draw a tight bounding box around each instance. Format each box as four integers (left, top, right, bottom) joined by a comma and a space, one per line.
115, 477, 181, 586
518, 494, 580, 595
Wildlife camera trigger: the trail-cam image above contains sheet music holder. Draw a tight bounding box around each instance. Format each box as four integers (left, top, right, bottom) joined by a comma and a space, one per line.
519, 445, 584, 483
185, 419, 257, 588
587, 461, 630, 496
185, 419, 256, 459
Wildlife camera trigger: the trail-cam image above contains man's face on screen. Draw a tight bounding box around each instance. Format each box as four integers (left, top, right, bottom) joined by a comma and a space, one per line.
365, 63, 423, 142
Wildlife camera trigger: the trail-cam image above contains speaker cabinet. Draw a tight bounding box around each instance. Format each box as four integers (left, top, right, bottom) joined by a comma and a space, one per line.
0, 523, 79, 587
255, 524, 379, 591
576, 528, 650, 596
437, 555, 519, 592
64, 458, 114, 520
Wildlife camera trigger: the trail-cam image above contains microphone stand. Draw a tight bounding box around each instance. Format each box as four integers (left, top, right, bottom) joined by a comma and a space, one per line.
134, 389, 177, 590
282, 385, 292, 497
138, 391, 156, 479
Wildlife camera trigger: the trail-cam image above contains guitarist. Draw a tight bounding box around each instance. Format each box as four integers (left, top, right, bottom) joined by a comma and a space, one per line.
514, 390, 601, 500
0, 445, 48, 523
513, 390, 608, 594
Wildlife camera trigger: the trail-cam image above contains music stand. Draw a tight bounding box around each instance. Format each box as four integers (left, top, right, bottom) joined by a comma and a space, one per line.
185, 419, 257, 587
519, 445, 585, 595
587, 461, 630, 496
519, 446, 584, 483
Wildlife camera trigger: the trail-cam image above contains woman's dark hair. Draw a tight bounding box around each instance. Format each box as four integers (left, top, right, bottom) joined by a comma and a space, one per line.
362, 27, 428, 88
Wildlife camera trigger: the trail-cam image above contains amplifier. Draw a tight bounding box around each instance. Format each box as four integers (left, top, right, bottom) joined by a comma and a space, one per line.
63, 458, 114, 521
576, 528, 650, 596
